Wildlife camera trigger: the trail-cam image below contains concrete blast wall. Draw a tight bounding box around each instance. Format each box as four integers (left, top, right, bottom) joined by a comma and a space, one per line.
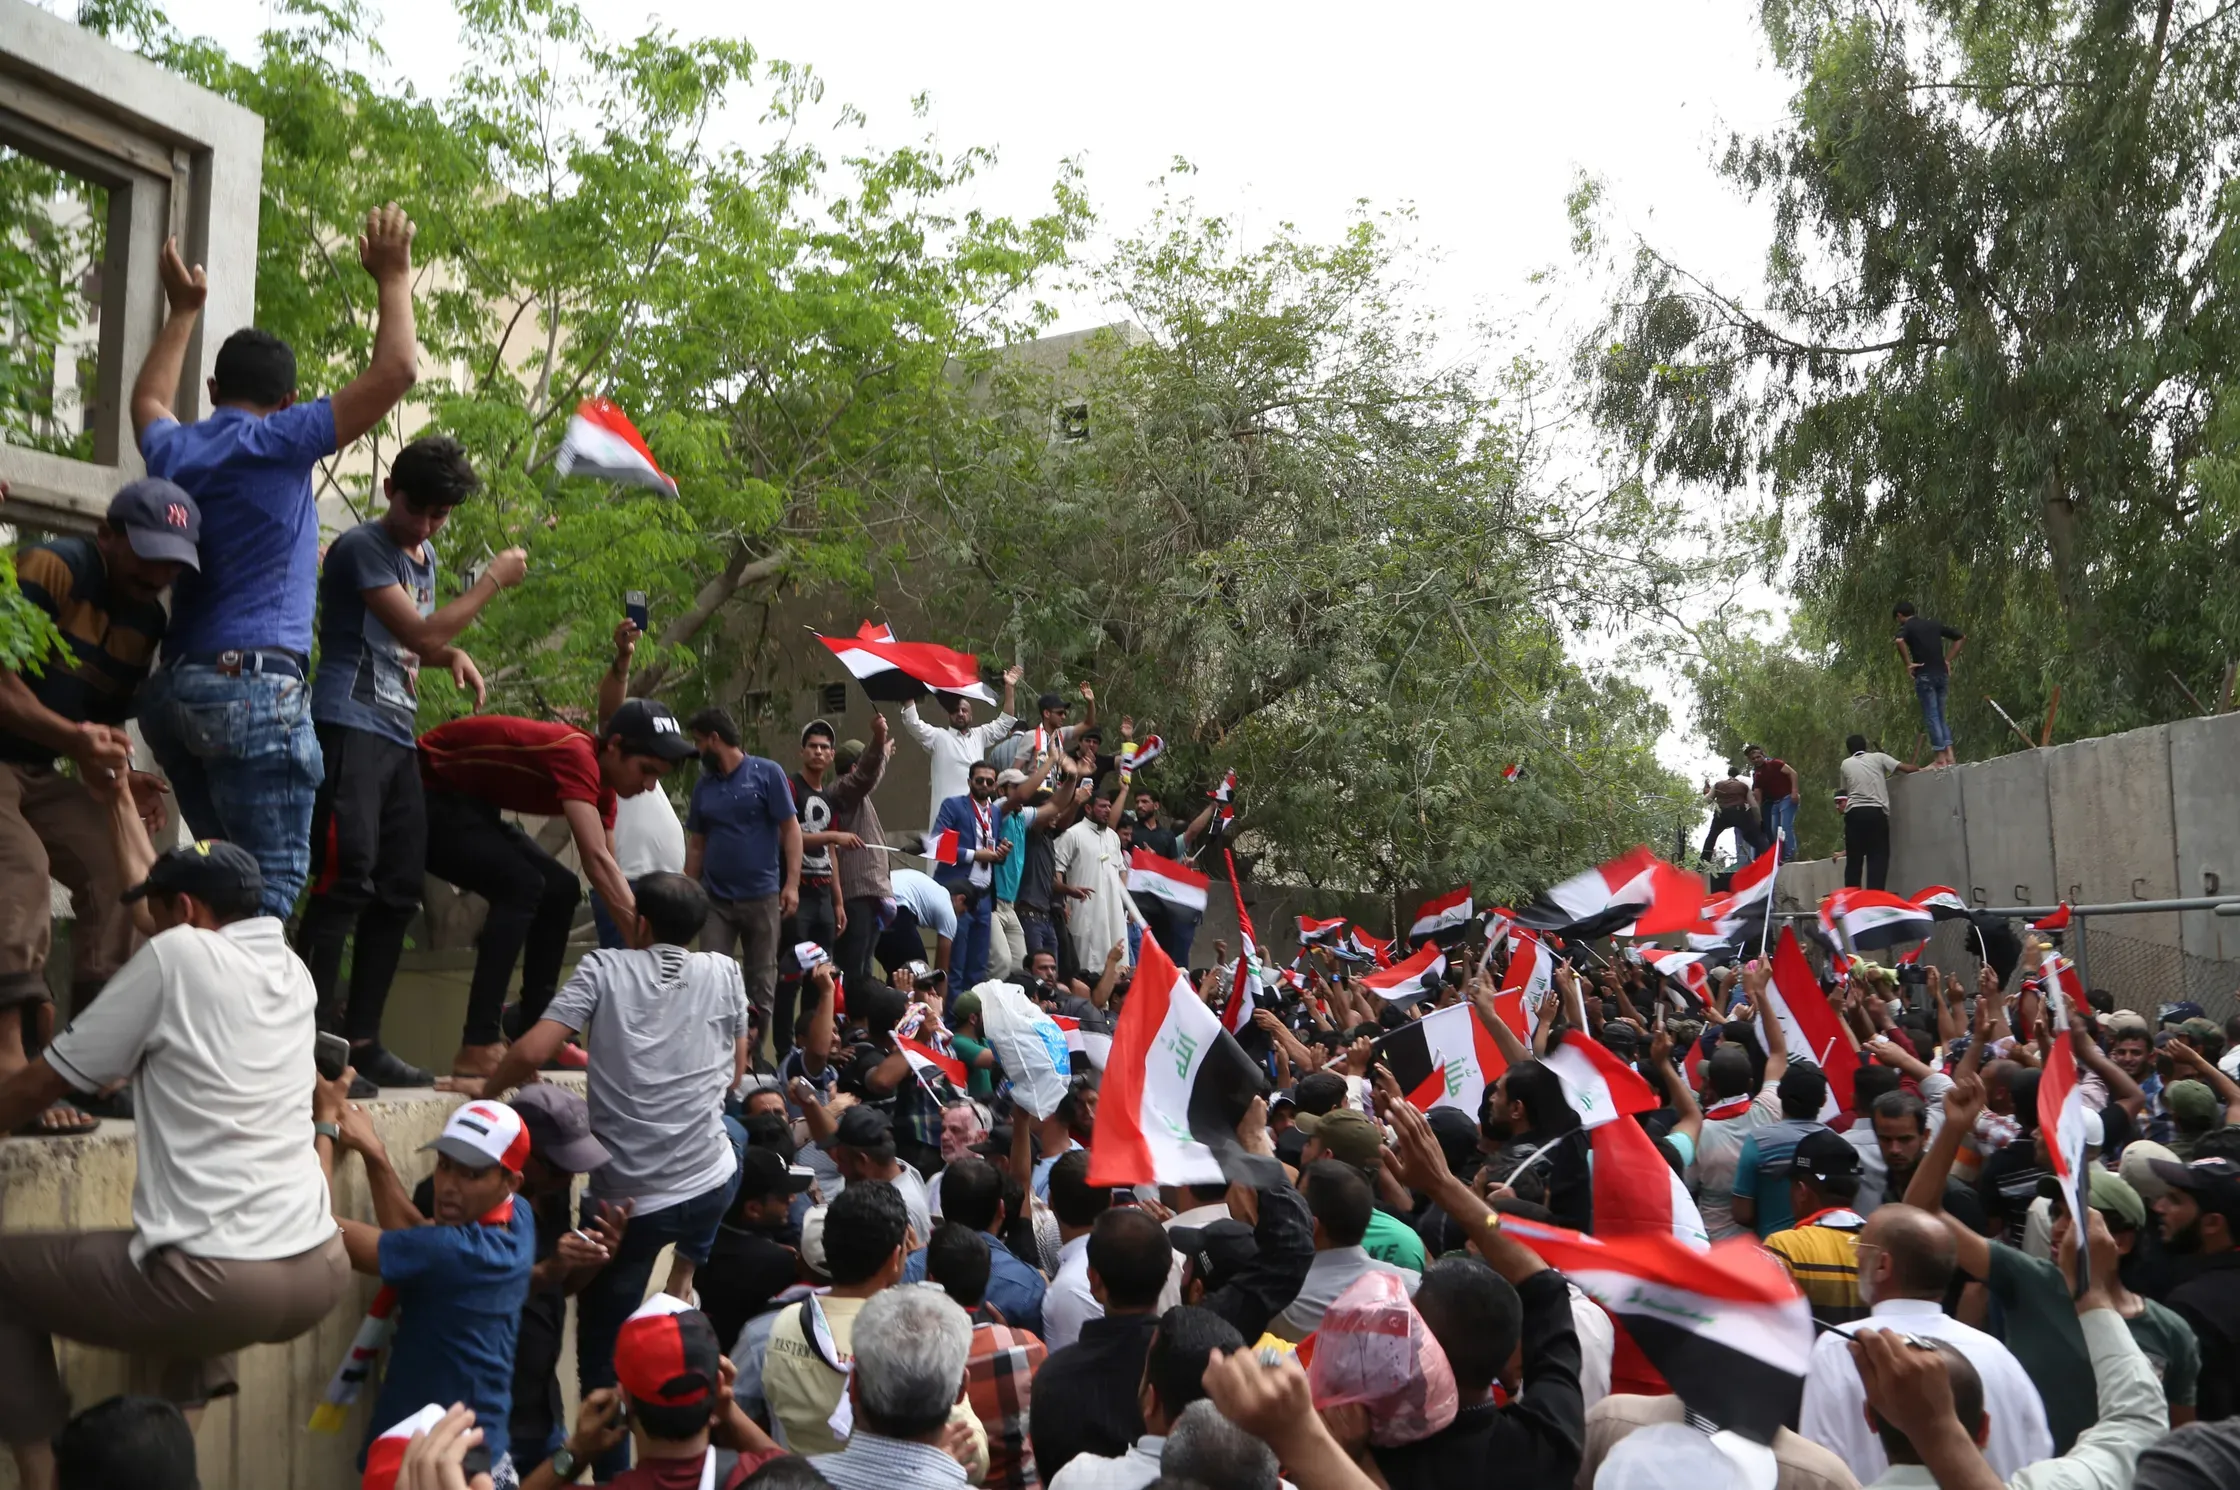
1883, 713, 2240, 1011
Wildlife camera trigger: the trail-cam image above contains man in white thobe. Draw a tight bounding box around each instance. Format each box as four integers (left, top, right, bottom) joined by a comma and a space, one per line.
1053, 791, 1145, 972
898, 665, 1021, 834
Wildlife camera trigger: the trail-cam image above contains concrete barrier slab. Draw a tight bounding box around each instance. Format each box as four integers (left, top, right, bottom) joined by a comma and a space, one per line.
2171, 715, 2240, 964
1887, 767, 1969, 900
2047, 725, 2179, 949
1957, 750, 2056, 910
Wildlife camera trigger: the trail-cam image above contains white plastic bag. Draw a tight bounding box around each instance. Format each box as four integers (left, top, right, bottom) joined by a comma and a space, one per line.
975, 978, 1072, 1119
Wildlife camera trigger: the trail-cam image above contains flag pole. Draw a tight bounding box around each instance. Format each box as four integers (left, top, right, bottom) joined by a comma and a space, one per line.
1759, 839, 1781, 960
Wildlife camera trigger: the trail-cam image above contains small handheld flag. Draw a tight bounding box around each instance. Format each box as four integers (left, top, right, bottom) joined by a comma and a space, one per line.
553, 397, 678, 496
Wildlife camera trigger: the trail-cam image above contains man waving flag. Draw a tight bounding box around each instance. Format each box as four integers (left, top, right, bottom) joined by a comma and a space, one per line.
2039, 954, 2093, 1286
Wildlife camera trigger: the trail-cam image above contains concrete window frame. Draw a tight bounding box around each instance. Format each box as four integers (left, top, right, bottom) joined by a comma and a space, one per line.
0, 0, 261, 532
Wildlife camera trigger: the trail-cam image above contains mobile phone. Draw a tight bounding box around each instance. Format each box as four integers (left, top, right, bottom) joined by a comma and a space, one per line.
314, 1032, 352, 1082
624, 590, 649, 631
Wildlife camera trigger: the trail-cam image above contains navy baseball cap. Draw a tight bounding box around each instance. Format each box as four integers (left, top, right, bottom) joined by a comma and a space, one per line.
106, 478, 201, 570
121, 839, 263, 908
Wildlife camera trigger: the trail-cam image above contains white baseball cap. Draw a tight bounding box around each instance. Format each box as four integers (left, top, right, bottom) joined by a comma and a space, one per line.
423, 1099, 531, 1174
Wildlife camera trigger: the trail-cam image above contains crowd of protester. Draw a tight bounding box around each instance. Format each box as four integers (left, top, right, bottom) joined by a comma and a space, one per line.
1, 201, 2238, 1490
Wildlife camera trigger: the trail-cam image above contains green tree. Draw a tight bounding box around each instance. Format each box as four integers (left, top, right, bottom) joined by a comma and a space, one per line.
1576, 0, 2240, 762
918, 198, 1700, 906
90, 0, 1086, 721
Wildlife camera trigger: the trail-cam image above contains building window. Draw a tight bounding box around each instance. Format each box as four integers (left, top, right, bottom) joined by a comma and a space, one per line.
821, 683, 848, 715
1056, 402, 1090, 443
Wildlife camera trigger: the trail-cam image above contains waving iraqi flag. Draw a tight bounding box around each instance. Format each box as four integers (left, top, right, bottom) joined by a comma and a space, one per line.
1514, 846, 1707, 939
1819, 888, 1934, 950
1381, 1001, 1504, 1117
553, 397, 678, 495
1408, 885, 1475, 946
1087, 935, 1269, 1188
817, 620, 997, 705
1361, 941, 1448, 1002
1127, 848, 1211, 913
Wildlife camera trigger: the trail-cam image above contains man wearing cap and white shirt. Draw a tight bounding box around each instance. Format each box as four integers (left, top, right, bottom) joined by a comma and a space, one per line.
416, 695, 697, 1082
319, 1090, 537, 1483
0, 819, 348, 1490
481, 869, 748, 1481
898, 665, 1022, 835
0, 476, 202, 1135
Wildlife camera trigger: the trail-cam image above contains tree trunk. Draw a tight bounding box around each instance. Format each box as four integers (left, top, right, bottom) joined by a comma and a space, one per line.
629, 542, 791, 696
2041, 466, 2083, 622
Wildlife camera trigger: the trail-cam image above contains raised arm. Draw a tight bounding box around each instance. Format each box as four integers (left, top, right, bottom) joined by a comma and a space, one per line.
2168, 1038, 2240, 1125
329, 205, 421, 447
1469, 972, 1529, 1072
1649, 1029, 1703, 1147
130, 238, 206, 437
896, 701, 941, 750
598, 621, 637, 727
2072, 1020, 2145, 1116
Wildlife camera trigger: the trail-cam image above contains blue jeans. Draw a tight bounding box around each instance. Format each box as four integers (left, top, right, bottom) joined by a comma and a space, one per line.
1763, 796, 1800, 860
576, 1174, 738, 1476
1156, 906, 1202, 967
137, 664, 323, 919
1915, 672, 1952, 751
953, 892, 993, 989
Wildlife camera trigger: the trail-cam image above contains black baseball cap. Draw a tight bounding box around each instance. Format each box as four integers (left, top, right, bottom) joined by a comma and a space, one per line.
1036, 692, 1065, 713
602, 697, 695, 761
2147, 1155, 2240, 1213
508, 1084, 611, 1173
1172, 1218, 1257, 1292
836, 1104, 896, 1153
105, 478, 202, 570
121, 839, 262, 908
1789, 1127, 1864, 1184
738, 1146, 814, 1201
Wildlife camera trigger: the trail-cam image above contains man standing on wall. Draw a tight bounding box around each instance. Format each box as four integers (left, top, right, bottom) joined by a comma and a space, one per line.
781, 718, 854, 1056
1744, 742, 1802, 862
683, 707, 801, 1039
898, 666, 1023, 835
297, 436, 527, 1094
1893, 601, 1966, 768
1839, 734, 1922, 891
129, 209, 422, 920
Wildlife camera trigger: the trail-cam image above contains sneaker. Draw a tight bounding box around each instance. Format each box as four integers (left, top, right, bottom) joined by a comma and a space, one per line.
348, 1073, 378, 1100
353, 1045, 435, 1089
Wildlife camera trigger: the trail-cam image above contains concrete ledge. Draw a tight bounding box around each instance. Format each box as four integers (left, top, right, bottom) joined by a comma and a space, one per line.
0, 1078, 583, 1489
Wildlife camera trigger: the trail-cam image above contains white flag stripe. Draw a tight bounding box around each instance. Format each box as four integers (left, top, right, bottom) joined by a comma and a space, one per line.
1563, 1265, 1814, 1373
1541, 1039, 1622, 1129
1130, 969, 1229, 1186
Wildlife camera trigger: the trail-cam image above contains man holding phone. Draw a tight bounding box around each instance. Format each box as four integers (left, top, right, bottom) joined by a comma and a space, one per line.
298, 435, 527, 1094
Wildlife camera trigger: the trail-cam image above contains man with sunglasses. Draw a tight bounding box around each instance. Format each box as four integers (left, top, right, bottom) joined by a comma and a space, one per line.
297, 435, 527, 1092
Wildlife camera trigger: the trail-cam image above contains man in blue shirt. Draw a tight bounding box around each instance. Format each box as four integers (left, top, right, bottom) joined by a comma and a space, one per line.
297, 436, 527, 1093
931, 762, 1012, 991
128, 208, 422, 919
905, 1156, 1045, 1338
684, 706, 801, 1036
1731, 1065, 1835, 1239
320, 1087, 536, 1479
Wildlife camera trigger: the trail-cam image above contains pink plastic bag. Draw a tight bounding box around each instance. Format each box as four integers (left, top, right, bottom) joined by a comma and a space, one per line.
1305, 1270, 1458, 1446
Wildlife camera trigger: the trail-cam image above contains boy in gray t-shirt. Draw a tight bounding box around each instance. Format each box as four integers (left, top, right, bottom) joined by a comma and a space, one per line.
482, 870, 747, 1479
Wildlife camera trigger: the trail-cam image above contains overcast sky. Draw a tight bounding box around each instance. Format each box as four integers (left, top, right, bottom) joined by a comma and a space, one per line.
154, 0, 1797, 787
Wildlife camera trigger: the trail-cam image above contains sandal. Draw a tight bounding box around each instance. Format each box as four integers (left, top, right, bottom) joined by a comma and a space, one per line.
14, 1103, 99, 1138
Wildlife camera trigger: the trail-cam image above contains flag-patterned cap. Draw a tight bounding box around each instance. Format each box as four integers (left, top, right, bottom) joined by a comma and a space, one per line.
615, 1294, 720, 1407
421, 1100, 531, 1175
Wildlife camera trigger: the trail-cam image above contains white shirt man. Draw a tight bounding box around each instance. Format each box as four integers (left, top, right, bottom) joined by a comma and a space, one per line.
1800, 1295, 2054, 1481
899, 681, 1019, 834
1042, 1230, 1187, 1353
1054, 801, 1146, 971
1696, 1078, 1783, 1241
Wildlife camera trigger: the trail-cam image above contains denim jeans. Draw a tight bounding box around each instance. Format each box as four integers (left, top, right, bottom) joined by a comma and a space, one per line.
952, 892, 992, 988
576, 1173, 738, 1477
1915, 672, 1952, 751
136, 664, 323, 920
1763, 796, 1800, 860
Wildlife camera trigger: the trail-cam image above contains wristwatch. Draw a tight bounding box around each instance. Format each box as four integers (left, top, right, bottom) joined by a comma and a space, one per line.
313, 1120, 340, 1142
550, 1445, 585, 1482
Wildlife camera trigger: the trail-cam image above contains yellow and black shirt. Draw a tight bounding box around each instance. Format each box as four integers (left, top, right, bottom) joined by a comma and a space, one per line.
3, 538, 167, 765
1764, 1206, 1868, 1328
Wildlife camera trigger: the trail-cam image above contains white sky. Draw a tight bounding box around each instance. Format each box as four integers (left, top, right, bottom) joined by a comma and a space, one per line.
152, 0, 1796, 787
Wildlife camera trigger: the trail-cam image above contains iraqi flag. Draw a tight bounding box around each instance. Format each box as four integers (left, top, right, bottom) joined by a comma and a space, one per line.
1819, 888, 1934, 951
1346, 929, 1395, 967
1050, 1013, 1112, 1072
1761, 929, 1854, 1121
2033, 902, 2074, 932
1221, 847, 1264, 1036
1911, 885, 1974, 920
1642, 948, 1713, 1011
1381, 1001, 1505, 1117
1210, 769, 1238, 802
362, 1404, 451, 1490
922, 828, 972, 866
2039, 957, 2093, 1285
1543, 1029, 1659, 1131
1297, 914, 1347, 946
1127, 849, 1211, 913
816, 621, 997, 705
1087, 935, 1269, 1188
1498, 1216, 1813, 1444
1592, 1110, 1710, 1247
553, 397, 678, 496
1361, 941, 1448, 1003
1409, 885, 1475, 946
1498, 929, 1554, 1040
1501, 763, 1523, 782
1515, 846, 1707, 939
898, 1034, 967, 1105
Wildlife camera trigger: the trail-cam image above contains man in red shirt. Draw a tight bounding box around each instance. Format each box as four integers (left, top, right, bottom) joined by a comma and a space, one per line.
418, 697, 693, 1082
1744, 743, 1802, 861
